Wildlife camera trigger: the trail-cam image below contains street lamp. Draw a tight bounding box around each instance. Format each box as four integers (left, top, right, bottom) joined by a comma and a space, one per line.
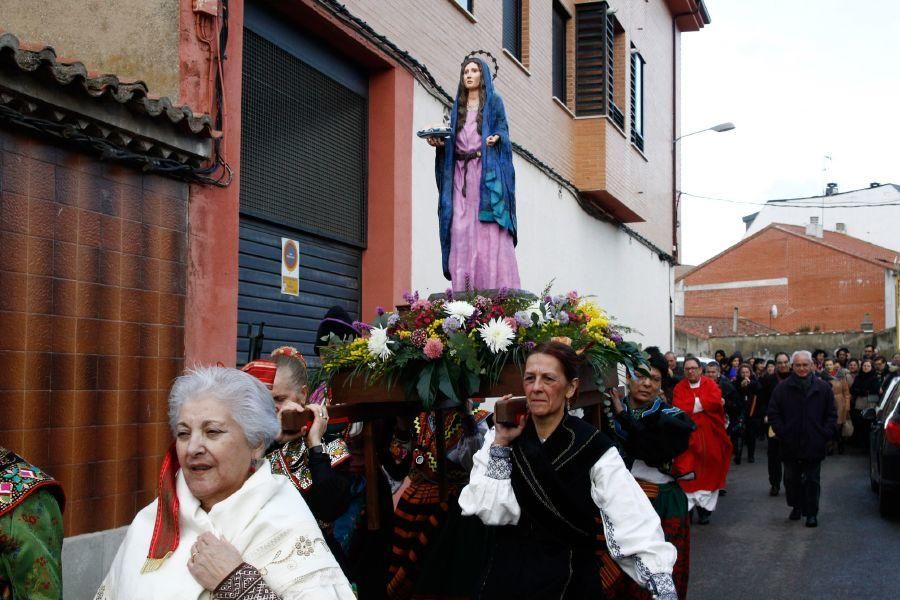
669, 120, 735, 349
674, 121, 736, 144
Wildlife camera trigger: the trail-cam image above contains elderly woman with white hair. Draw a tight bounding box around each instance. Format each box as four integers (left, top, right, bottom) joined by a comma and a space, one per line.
95, 366, 355, 599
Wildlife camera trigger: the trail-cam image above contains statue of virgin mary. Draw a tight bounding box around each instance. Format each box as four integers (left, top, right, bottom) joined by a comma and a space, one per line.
427, 53, 520, 290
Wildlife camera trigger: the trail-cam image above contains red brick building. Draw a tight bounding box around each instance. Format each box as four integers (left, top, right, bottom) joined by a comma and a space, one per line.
677, 223, 900, 333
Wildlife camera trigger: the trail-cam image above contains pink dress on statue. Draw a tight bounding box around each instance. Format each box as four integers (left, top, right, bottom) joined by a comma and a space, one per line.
447, 111, 520, 290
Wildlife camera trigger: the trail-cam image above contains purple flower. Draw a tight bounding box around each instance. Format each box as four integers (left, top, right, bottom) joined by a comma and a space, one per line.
611, 334, 623, 343
497, 287, 509, 301
557, 311, 570, 325
402, 290, 419, 304
514, 311, 532, 327
387, 313, 400, 327
523, 341, 536, 351
442, 316, 462, 335
352, 321, 372, 332
543, 295, 552, 304
445, 287, 454, 301
376, 306, 385, 316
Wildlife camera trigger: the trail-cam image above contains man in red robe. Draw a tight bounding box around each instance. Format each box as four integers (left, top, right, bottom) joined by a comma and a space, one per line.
672, 356, 733, 524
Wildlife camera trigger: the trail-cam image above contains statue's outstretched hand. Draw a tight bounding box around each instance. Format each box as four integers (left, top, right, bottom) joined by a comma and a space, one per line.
486, 134, 500, 147
426, 136, 445, 147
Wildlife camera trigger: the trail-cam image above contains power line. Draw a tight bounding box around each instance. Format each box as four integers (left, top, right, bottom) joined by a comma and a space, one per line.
679, 191, 900, 209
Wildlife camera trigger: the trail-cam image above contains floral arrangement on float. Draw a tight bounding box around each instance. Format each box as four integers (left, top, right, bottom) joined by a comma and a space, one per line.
315, 286, 646, 409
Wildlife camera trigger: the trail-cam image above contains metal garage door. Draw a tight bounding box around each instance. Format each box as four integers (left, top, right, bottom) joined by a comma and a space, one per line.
236, 219, 361, 365
237, 5, 368, 365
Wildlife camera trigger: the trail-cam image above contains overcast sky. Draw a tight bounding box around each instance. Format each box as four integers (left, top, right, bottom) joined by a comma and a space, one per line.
679, 0, 900, 266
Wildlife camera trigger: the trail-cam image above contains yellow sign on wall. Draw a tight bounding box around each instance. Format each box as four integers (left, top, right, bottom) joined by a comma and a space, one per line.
281, 238, 300, 297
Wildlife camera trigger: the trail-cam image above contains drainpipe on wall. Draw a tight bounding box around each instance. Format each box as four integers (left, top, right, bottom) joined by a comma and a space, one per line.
732, 306, 739, 334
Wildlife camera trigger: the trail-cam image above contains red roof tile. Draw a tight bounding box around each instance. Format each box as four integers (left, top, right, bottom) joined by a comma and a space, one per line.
0, 32, 213, 137
678, 222, 900, 282
772, 224, 900, 269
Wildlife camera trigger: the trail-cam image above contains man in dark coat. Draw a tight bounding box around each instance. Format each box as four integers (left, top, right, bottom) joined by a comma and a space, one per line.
767, 350, 837, 528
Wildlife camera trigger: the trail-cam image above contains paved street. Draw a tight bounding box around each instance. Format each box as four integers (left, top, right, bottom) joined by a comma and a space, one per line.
689, 444, 900, 599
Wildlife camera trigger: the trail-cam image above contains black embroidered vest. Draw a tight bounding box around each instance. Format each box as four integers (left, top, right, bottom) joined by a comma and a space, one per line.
479, 416, 614, 600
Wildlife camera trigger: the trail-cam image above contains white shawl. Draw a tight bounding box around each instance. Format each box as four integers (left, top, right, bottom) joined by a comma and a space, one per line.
96, 462, 355, 599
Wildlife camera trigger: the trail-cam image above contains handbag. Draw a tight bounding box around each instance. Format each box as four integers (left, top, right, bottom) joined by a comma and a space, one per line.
841, 419, 854, 439
865, 393, 880, 409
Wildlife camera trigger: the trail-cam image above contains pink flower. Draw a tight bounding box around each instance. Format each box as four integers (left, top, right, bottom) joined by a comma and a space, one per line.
423, 337, 444, 360
410, 299, 432, 312
504, 316, 518, 330
567, 290, 579, 301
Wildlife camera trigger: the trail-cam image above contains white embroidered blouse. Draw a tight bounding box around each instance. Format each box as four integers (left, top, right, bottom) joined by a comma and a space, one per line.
458, 428, 679, 599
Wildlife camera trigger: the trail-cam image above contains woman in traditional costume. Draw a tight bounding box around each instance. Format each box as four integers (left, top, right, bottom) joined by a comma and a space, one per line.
606, 348, 695, 599
386, 405, 491, 599
241, 350, 353, 530
427, 53, 520, 290
95, 366, 354, 599
458, 342, 678, 599
672, 356, 732, 525
0, 447, 64, 599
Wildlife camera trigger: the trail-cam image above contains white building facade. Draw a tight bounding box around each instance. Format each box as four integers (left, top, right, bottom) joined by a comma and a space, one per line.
743, 184, 900, 253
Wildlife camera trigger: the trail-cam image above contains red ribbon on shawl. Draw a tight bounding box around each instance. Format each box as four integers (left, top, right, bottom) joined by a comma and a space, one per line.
142, 443, 180, 573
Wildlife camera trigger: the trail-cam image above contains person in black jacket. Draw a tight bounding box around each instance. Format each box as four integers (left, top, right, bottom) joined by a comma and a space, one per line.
705, 361, 741, 462
759, 353, 791, 495
767, 350, 837, 528
849, 358, 881, 447
735, 364, 761, 464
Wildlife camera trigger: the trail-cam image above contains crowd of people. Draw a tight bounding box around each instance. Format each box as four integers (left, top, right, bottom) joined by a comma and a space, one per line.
4, 326, 899, 599
656, 345, 900, 530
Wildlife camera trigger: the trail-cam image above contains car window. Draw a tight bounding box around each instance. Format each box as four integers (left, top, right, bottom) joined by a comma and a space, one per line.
878, 378, 900, 414
881, 380, 900, 419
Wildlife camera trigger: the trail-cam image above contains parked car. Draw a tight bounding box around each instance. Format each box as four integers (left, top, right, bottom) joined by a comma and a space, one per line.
865, 376, 900, 518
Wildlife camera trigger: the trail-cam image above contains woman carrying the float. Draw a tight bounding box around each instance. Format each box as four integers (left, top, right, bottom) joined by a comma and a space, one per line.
427, 52, 520, 290
458, 342, 678, 600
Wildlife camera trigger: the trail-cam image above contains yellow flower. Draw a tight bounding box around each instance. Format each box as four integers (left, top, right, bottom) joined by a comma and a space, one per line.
577, 299, 601, 321
399, 330, 412, 339
427, 319, 444, 337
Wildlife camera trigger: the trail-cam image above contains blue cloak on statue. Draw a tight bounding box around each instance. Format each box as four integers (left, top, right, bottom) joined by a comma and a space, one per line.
435, 58, 517, 281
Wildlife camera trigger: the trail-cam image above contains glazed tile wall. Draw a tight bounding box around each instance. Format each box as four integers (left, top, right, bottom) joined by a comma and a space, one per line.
0, 129, 186, 536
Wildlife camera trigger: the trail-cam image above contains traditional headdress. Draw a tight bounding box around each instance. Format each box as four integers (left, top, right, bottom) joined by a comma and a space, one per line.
240, 359, 278, 389
271, 345, 307, 367
462, 49, 499, 81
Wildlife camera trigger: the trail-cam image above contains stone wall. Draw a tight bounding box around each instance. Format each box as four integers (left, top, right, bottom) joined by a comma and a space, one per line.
675, 328, 898, 360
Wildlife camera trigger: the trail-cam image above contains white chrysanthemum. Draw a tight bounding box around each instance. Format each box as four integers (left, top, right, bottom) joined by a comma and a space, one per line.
367, 326, 394, 361
525, 301, 546, 325
444, 300, 477, 321
478, 317, 515, 354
